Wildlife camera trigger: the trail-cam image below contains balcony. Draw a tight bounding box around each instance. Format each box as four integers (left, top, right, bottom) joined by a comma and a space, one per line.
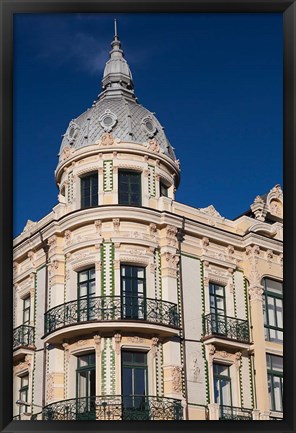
203, 313, 250, 344
35, 395, 183, 421
220, 405, 252, 420
44, 296, 180, 343
13, 325, 35, 351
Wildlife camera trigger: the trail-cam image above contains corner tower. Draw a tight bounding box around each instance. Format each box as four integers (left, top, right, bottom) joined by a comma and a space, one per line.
55, 21, 180, 214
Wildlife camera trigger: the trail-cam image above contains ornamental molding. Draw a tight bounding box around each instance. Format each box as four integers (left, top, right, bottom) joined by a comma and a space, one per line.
76, 166, 98, 177
119, 255, 149, 266
61, 146, 75, 161
71, 256, 97, 271
172, 365, 183, 394
94, 220, 102, 235
114, 333, 122, 355
190, 357, 202, 383
23, 219, 37, 233
145, 138, 160, 153
98, 110, 118, 133
199, 205, 224, 220
113, 219, 120, 232
117, 164, 143, 172
150, 337, 159, 358
127, 336, 144, 344
46, 373, 54, 402
248, 285, 264, 302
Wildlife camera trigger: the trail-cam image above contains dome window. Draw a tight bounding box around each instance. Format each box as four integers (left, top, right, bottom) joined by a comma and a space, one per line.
99, 110, 117, 132
141, 116, 157, 138
66, 121, 79, 144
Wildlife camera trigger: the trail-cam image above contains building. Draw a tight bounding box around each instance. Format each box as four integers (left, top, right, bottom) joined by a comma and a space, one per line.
13, 24, 283, 421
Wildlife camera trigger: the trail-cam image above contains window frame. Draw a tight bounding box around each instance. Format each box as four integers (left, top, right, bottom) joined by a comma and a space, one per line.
266, 354, 283, 412
19, 374, 29, 414
213, 363, 233, 408
77, 268, 96, 322
159, 180, 169, 198
120, 264, 146, 320
23, 296, 31, 325
80, 172, 98, 209
121, 350, 148, 408
118, 170, 142, 206
209, 283, 226, 317
262, 278, 283, 343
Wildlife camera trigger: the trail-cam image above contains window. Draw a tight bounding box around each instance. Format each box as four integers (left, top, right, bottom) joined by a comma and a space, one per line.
23, 297, 30, 325
160, 181, 168, 197
122, 351, 148, 417
19, 374, 29, 413
76, 353, 96, 419
81, 173, 98, 208
209, 283, 226, 334
263, 279, 283, 343
213, 363, 232, 408
267, 354, 283, 412
121, 265, 146, 320
77, 268, 96, 321
119, 171, 141, 206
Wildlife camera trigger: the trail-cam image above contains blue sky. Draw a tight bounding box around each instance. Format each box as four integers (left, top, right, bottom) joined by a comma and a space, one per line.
13, 13, 283, 236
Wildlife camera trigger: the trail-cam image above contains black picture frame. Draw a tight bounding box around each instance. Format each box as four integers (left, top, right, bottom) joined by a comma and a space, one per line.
0, 1, 295, 433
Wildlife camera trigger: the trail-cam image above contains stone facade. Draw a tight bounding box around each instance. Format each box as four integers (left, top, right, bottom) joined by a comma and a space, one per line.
13, 26, 283, 421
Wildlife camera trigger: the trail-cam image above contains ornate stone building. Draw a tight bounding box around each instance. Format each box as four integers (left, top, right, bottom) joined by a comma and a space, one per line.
13, 25, 283, 421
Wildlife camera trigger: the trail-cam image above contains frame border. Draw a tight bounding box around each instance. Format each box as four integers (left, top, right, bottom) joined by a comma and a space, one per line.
1, 1, 295, 433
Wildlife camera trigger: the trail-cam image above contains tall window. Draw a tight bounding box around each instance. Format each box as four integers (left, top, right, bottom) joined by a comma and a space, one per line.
77, 268, 96, 321
121, 265, 146, 319
19, 374, 29, 413
263, 279, 283, 343
209, 283, 226, 334
76, 353, 96, 419
118, 171, 141, 206
81, 173, 98, 208
267, 354, 283, 412
122, 351, 148, 416
160, 181, 168, 197
23, 297, 31, 325
213, 363, 232, 408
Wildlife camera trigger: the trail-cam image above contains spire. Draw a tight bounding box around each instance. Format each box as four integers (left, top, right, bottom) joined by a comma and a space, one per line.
100, 19, 135, 101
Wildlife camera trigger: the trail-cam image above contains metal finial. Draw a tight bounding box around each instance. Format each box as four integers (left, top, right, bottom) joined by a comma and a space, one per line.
114, 18, 118, 38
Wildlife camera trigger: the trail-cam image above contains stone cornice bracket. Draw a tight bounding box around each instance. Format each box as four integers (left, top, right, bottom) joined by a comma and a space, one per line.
62, 342, 70, 361
201, 237, 209, 254
250, 196, 268, 222
93, 335, 102, 357
94, 220, 102, 236
234, 351, 242, 370
113, 218, 120, 232
208, 344, 216, 367
114, 333, 122, 355
150, 337, 159, 358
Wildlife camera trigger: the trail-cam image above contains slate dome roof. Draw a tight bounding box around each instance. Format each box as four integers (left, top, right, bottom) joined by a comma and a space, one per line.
58, 21, 176, 161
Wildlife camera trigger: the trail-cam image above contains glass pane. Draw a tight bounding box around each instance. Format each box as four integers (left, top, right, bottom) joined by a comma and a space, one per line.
267, 375, 273, 409
78, 371, 87, 398
134, 353, 146, 364
24, 297, 30, 308
273, 376, 283, 411
213, 378, 220, 404
221, 379, 232, 406
271, 355, 283, 372
79, 283, 88, 297
265, 279, 282, 295
89, 268, 95, 280
79, 271, 89, 283
122, 367, 133, 396
89, 281, 96, 295
267, 297, 276, 326
23, 310, 30, 323
209, 284, 215, 294
215, 285, 224, 296
266, 355, 271, 369
122, 352, 133, 363
89, 370, 95, 397
21, 375, 29, 387
276, 299, 283, 328
216, 298, 225, 312
137, 281, 144, 296
135, 267, 145, 278
134, 368, 146, 395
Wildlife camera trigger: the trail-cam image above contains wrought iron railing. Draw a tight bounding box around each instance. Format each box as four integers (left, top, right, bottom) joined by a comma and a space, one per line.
44, 296, 179, 335
13, 324, 35, 350
219, 405, 253, 420
203, 313, 250, 343
37, 395, 183, 421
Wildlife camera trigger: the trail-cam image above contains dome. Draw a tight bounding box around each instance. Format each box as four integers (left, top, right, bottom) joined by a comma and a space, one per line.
58, 22, 176, 162
59, 97, 176, 160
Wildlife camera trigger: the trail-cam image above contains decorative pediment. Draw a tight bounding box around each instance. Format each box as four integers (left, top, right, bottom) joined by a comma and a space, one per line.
199, 205, 223, 219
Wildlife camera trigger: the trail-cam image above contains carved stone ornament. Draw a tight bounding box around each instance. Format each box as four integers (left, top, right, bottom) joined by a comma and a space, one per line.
114, 333, 122, 355
113, 218, 120, 232
127, 336, 144, 344
191, 358, 201, 382
227, 245, 234, 256
248, 285, 264, 302
172, 366, 183, 393
48, 235, 58, 251
150, 337, 159, 358
62, 342, 70, 362
208, 344, 216, 366
234, 351, 242, 370
23, 219, 37, 233
61, 146, 74, 161
269, 184, 283, 201
164, 252, 179, 268
251, 197, 267, 222
46, 373, 54, 402
99, 132, 115, 146
200, 205, 223, 219
201, 237, 210, 251
146, 138, 160, 153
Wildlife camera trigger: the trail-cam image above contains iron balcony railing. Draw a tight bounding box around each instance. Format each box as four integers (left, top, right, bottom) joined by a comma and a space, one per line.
44, 296, 179, 335
36, 395, 183, 421
219, 405, 253, 420
203, 313, 250, 343
13, 324, 35, 350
